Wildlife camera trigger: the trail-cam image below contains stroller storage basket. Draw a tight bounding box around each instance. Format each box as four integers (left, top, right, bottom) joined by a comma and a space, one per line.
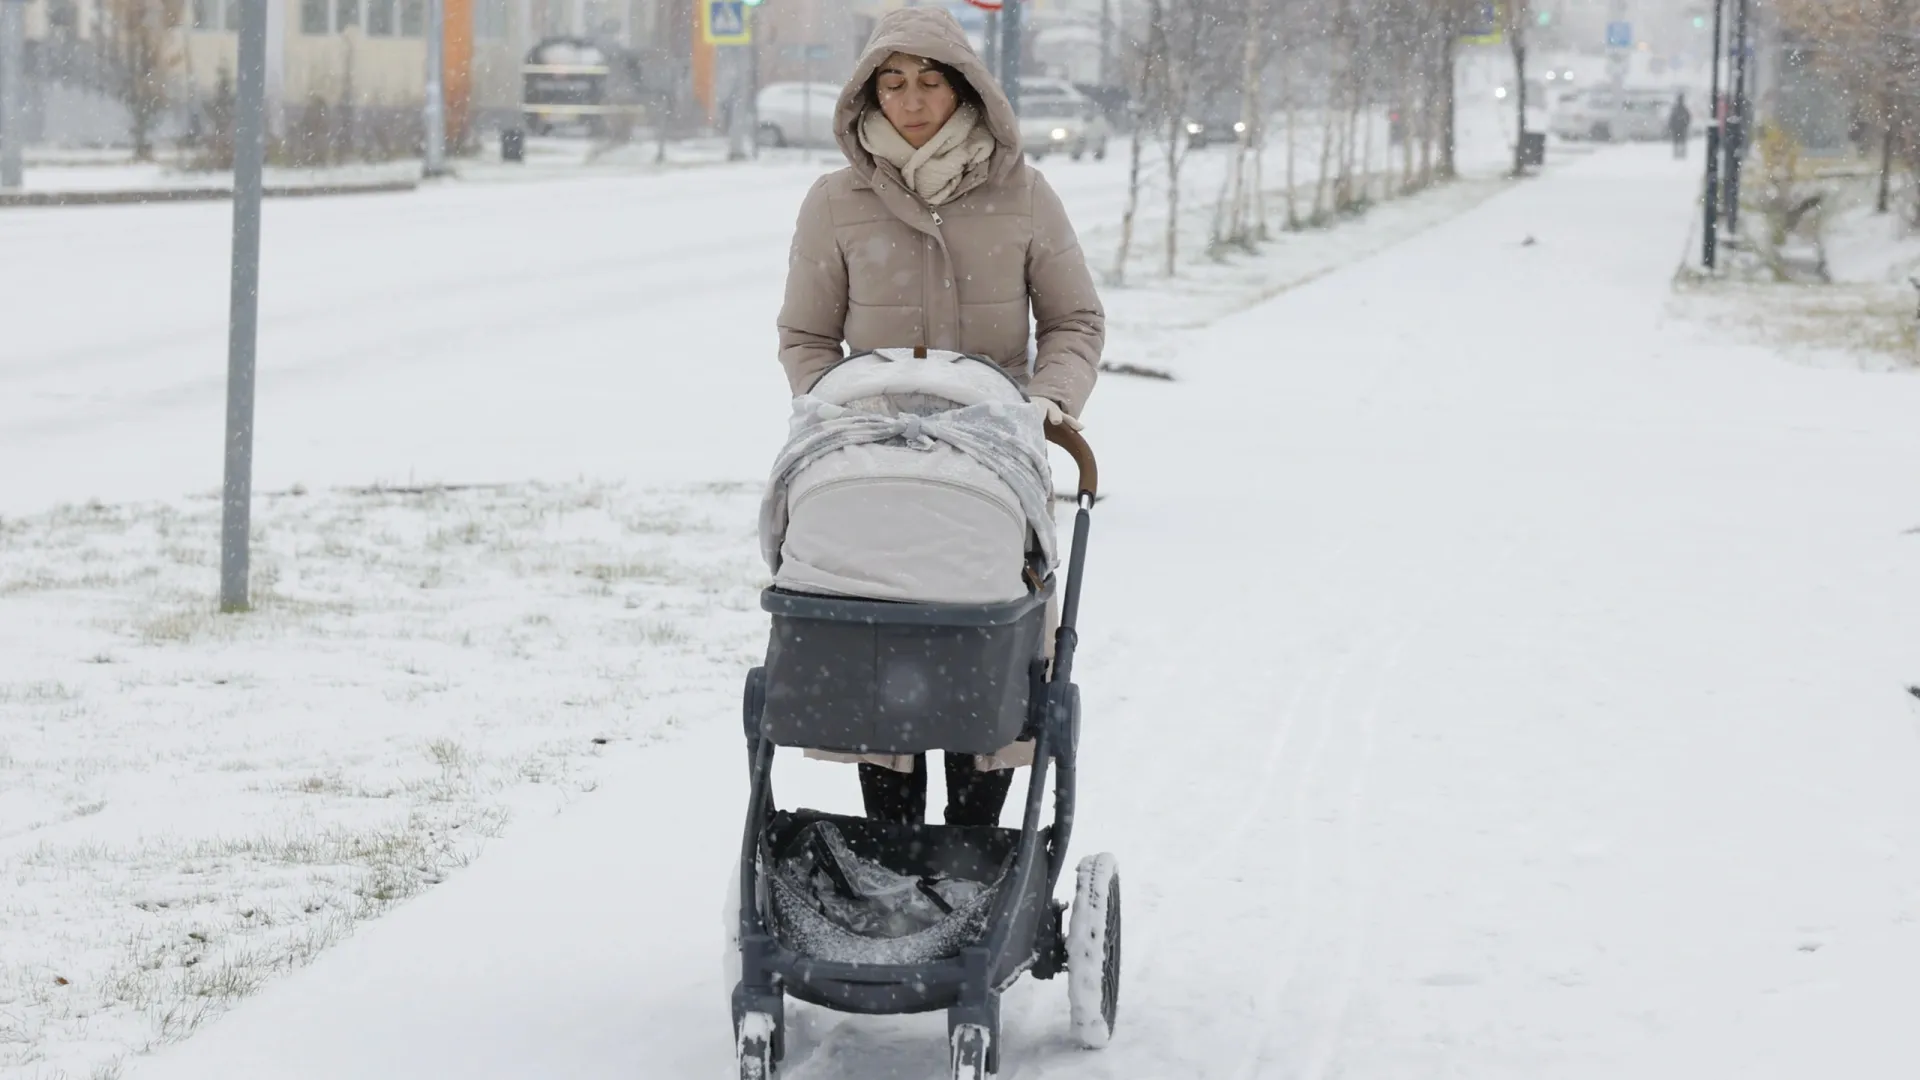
758, 585, 1050, 756
762, 809, 1021, 967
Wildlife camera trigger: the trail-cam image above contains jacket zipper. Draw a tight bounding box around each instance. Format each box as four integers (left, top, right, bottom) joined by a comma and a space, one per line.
924, 215, 939, 349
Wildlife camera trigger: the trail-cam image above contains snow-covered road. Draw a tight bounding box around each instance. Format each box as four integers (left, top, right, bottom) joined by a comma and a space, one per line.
55, 142, 1918, 1080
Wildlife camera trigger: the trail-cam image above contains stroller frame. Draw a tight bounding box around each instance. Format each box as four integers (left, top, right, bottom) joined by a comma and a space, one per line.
732, 423, 1104, 1078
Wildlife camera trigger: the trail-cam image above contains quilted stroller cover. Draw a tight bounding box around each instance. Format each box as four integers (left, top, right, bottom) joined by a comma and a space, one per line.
759, 349, 1058, 605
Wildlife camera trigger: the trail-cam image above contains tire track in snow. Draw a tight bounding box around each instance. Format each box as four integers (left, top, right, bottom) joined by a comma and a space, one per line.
1224, 616, 1408, 1080
1285, 532, 1532, 1080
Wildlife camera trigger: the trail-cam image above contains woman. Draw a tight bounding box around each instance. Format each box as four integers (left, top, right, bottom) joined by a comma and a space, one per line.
777, 8, 1105, 829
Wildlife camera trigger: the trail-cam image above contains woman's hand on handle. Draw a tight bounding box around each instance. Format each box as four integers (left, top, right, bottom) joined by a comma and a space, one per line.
1035, 396, 1084, 432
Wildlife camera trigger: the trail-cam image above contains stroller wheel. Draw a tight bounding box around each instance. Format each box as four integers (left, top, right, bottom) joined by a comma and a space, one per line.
737, 1011, 777, 1079
1068, 852, 1122, 1049
950, 1023, 993, 1079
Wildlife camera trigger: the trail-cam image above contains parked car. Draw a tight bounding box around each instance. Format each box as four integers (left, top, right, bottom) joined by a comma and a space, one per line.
755, 81, 840, 149
1550, 87, 1676, 142
1019, 93, 1110, 160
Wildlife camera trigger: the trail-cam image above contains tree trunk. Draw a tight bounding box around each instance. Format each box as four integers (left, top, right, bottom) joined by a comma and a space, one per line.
1511, 37, 1529, 177
1879, 119, 1894, 215
1285, 57, 1300, 229
1114, 127, 1144, 284
1439, 16, 1458, 180
1166, 109, 1183, 276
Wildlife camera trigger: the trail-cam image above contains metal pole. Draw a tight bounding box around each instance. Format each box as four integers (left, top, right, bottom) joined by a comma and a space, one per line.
0, 0, 25, 189
1098, 0, 1110, 89
744, 18, 752, 159
221, 0, 270, 613
983, 9, 998, 79
1000, 0, 1020, 114
1724, 0, 1751, 234
725, 45, 748, 159
424, 0, 447, 175
1702, 0, 1725, 269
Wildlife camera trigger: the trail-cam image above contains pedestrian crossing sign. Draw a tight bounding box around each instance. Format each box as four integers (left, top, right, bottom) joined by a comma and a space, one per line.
703, 0, 750, 45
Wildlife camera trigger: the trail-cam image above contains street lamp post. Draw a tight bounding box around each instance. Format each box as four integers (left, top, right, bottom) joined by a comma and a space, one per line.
1724, 0, 1751, 234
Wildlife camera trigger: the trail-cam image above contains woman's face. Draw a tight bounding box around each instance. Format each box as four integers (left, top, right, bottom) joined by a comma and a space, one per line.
875, 52, 960, 148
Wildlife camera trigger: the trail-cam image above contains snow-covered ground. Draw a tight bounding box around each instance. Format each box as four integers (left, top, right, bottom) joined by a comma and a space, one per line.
8, 94, 1920, 1080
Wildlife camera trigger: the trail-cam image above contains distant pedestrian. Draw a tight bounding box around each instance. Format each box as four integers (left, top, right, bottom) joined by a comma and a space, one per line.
1669, 94, 1693, 159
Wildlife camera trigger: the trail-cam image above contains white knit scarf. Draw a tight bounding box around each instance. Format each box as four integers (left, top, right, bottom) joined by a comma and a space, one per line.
858, 103, 997, 207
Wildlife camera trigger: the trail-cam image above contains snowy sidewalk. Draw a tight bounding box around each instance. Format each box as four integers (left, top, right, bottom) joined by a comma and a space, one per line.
120, 144, 1920, 1080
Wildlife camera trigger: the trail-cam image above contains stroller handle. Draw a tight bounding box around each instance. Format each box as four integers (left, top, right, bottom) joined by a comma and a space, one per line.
1046, 423, 1098, 499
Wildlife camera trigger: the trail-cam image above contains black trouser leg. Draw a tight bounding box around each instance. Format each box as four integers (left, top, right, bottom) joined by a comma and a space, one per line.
859, 757, 927, 824
944, 752, 1014, 827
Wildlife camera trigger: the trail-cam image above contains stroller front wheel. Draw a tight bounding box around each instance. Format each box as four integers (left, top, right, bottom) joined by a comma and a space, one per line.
950, 1023, 993, 1079
1068, 852, 1122, 1049
737, 1011, 777, 1079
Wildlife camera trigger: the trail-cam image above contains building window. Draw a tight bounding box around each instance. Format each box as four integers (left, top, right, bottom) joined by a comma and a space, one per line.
301, 0, 330, 33
223, 0, 241, 30
398, 0, 424, 36
367, 0, 394, 34
336, 0, 360, 29
191, 0, 214, 29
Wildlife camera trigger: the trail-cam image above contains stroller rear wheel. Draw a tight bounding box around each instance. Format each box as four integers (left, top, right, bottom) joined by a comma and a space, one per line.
1068, 853, 1122, 1049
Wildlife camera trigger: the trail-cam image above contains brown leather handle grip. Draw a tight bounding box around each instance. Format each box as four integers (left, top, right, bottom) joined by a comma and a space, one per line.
1046, 423, 1098, 500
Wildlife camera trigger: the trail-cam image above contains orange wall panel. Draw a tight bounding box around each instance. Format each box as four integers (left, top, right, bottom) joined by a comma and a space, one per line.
444, 0, 474, 147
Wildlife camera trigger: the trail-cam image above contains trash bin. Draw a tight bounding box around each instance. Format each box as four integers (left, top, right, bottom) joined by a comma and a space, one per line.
502, 128, 525, 163
1519, 131, 1546, 168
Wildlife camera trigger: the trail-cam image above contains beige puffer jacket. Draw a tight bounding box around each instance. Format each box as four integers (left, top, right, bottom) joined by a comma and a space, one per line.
775, 8, 1105, 417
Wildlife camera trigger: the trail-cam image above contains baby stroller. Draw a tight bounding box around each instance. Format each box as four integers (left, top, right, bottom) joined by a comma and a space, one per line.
732, 348, 1120, 1079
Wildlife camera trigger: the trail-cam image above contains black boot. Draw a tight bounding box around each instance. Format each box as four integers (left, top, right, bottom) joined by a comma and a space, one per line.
858, 757, 927, 824
943, 752, 1014, 827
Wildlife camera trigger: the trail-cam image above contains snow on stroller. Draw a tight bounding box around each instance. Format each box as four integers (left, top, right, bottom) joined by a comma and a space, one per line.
732, 348, 1120, 1079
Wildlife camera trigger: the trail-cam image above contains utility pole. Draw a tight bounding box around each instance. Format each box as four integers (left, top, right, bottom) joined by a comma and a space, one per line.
0, 0, 24, 189
1702, 0, 1725, 269
1723, 0, 1751, 234
424, 0, 447, 175
221, 0, 270, 613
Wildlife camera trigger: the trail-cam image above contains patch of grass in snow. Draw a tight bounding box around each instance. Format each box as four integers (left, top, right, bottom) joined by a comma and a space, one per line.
0, 479, 770, 1077
579, 559, 672, 583
1673, 277, 1920, 373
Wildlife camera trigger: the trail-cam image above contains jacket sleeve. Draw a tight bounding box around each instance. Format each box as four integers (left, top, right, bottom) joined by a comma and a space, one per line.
777, 176, 849, 395
1024, 171, 1105, 418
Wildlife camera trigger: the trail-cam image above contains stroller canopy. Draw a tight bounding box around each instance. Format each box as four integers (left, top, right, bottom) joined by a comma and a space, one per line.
760, 350, 1057, 605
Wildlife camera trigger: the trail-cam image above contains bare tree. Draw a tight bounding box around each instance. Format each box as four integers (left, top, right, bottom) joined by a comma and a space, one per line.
1507, 0, 1533, 176
1111, 24, 1157, 284
97, 0, 185, 161
1776, 0, 1920, 215
1138, 0, 1209, 276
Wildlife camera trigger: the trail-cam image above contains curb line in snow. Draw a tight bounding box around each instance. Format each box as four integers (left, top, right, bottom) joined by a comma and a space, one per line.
0, 180, 418, 209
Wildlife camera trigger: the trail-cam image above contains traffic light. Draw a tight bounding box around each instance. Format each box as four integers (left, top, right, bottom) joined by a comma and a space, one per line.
1693, 15, 1705, 27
